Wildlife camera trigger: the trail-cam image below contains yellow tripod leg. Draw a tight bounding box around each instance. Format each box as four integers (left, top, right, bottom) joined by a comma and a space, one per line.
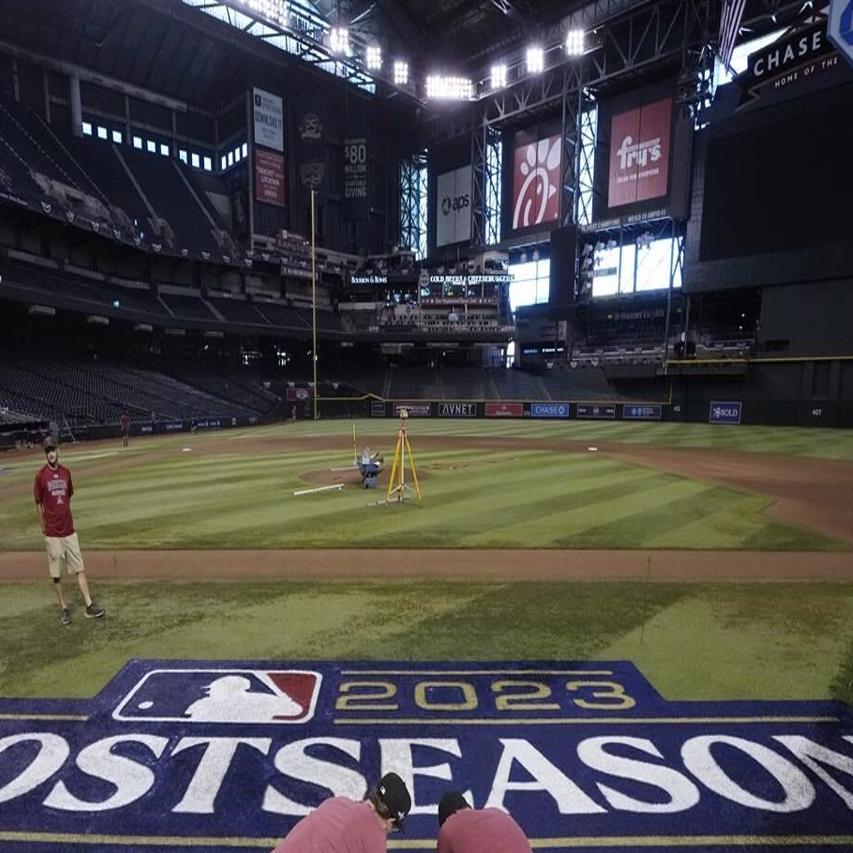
404, 433, 422, 502
385, 432, 402, 503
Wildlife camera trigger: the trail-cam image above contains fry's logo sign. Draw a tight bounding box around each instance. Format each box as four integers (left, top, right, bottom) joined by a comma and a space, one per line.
1, 661, 851, 852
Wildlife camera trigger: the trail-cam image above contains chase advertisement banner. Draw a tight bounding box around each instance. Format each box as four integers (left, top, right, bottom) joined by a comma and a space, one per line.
0, 659, 851, 852
252, 88, 284, 152
737, 22, 852, 110
435, 165, 472, 247
531, 402, 570, 419
709, 400, 742, 425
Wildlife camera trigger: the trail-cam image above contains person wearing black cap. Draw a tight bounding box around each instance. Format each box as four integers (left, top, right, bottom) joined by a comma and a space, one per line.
435, 790, 532, 853
34, 436, 105, 626
270, 772, 412, 853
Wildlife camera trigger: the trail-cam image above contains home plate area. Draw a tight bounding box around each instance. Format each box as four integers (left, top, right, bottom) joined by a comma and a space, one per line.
1, 660, 852, 851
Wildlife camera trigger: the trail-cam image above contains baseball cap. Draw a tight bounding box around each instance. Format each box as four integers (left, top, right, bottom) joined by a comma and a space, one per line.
376, 772, 412, 830
438, 790, 470, 827
43, 436, 58, 452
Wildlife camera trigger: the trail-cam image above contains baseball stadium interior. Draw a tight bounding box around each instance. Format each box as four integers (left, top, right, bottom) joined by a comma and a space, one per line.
1, 0, 852, 443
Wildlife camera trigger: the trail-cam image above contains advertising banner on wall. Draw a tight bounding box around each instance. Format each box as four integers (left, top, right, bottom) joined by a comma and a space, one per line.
254, 148, 285, 206
608, 97, 672, 208
576, 403, 617, 419
485, 402, 524, 418
436, 165, 472, 247
438, 402, 477, 417
253, 88, 283, 152
394, 402, 432, 417
623, 403, 663, 420
709, 400, 742, 424
511, 135, 561, 231
530, 402, 570, 418
343, 137, 368, 219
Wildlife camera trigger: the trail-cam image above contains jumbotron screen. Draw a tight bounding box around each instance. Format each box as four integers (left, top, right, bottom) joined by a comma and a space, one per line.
699, 89, 853, 261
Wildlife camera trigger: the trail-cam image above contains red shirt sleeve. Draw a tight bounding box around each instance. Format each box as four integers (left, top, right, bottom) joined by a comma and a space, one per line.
34, 472, 43, 505
68, 472, 74, 498
436, 827, 453, 853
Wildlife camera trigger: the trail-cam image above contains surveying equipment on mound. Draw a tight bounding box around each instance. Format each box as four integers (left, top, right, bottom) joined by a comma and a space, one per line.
384, 408, 422, 505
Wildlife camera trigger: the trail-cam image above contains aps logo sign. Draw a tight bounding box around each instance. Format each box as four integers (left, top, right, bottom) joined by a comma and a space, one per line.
1, 660, 852, 852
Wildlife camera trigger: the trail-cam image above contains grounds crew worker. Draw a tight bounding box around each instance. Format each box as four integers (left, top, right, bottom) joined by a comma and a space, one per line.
435, 790, 533, 853
34, 436, 105, 626
271, 772, 411, 853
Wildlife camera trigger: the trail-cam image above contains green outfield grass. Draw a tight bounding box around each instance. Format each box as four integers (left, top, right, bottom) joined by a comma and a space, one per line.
1, 580, 852, 706
0, 420, 850, 550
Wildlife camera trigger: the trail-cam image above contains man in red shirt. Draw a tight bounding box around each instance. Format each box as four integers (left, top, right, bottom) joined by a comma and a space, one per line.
436, 791, 532, 853
270, 772, 411, 853
34, 436, 105, 626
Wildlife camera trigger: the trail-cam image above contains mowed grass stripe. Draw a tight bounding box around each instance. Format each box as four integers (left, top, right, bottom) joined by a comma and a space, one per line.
468, 474, 708, 548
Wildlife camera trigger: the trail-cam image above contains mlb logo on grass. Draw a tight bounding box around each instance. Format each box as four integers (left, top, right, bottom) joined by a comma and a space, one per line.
113, 668, 322, 724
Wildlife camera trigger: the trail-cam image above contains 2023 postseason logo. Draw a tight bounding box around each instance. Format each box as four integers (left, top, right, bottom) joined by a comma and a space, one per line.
1, 660, 852, 852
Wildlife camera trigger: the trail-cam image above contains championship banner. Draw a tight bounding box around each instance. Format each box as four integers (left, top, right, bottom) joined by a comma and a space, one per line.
437, 402, 477, 417
0, 659, 850, 852
530, 402, 570, 419
343, 137, 368, 219
253, 88, 283, 152
485, 402, 524, 418
623, 404, 663, 420
576, 403, 616, 420
608, 98, 672, 208
511, 135, 561, 230
435, 165, 472, 247
709, 400, 742, 425
254, 148, 285, 207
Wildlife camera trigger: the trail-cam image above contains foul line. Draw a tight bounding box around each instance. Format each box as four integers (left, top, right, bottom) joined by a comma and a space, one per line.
334, 716, 839, 726
2, 831, 853, 849
0, 714, 88, 722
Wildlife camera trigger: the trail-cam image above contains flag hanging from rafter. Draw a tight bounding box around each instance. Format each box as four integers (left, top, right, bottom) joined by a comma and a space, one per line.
718, 0, 747, 70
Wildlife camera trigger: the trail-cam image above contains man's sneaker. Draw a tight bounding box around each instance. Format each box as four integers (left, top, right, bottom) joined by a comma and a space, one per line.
85, 602, 105, 619
60, 608, 71, 626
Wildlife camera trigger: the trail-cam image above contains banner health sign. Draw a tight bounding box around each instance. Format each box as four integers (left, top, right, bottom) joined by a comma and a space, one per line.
709, 400, 743, 425
531, 402, 570, 419
0, 660, 851, 852
623, 404, 663, 420
485, 402, 524, 418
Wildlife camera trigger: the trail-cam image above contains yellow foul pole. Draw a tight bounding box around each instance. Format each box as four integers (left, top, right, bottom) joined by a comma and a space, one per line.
310, 189, 318, 420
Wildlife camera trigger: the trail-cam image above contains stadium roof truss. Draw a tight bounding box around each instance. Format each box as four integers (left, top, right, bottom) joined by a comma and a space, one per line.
181, 0, 377, 94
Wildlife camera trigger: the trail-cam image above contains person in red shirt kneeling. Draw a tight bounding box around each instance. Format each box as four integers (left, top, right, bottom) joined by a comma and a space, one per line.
34, 437, 105, 626
271, 771, 411, 853
436, 790, 533, 853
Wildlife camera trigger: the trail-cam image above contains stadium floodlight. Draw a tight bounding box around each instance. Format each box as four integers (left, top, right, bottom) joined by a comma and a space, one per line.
366, 45, 382, 70
526, 46, 544, 74
490, 63, 508, 89
393, 60, 409, 85
426, 75, 474, 100
244, 0, 289, 28
329, 27, 349, 54
565, 29, 585, 56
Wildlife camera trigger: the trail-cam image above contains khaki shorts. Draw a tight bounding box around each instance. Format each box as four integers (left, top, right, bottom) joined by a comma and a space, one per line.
45, 533, 85, 579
